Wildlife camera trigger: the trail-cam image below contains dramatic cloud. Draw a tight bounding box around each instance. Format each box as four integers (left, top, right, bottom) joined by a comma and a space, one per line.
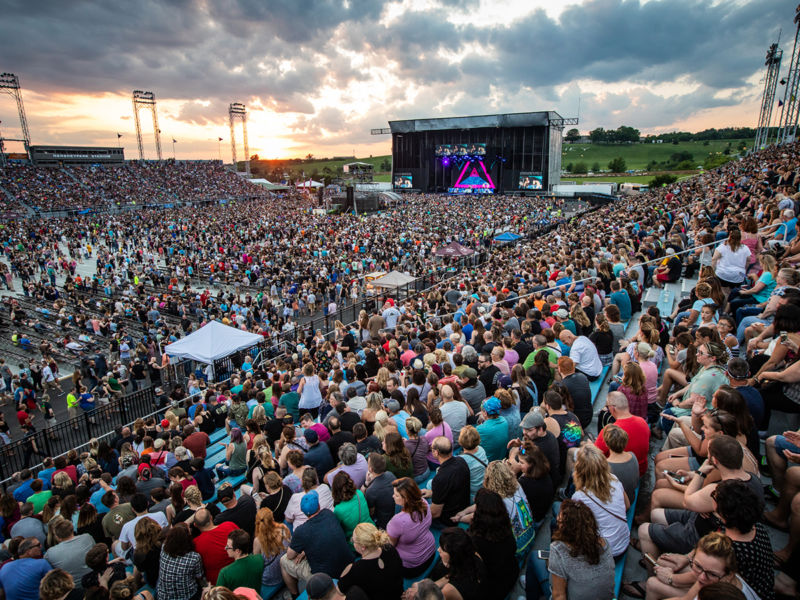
0, 0, 791, 158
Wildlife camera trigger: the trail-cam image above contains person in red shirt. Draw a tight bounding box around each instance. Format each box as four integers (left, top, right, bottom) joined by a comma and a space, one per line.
193, 508, 238, 584
595, 391, 650, 476
182, 424, 210, 459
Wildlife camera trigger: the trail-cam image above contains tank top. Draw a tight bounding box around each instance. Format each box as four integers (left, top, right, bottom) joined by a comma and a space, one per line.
299, 375, 323, 409
229, 441, 247, 471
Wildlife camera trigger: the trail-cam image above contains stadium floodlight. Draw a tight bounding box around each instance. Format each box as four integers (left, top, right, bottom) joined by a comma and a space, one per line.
229, 102, 250, 176
132, 90, 162, 160
0, 72, 32, 161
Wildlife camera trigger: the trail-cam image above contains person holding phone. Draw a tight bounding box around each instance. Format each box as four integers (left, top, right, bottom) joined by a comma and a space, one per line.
526, 499, 614, 600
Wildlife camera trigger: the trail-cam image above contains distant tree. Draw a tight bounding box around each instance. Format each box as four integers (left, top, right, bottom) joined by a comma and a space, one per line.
615, 125, 640, 143
250, 154, 259, 161
305, 153, 314, 161
650, 173, 677, 188
591, 162, 601, 172
565, 128, 580, 143
573, 162, 588, 174
608, 157, 626, 173
380, 158, 391, 171
589, 128, 606, 144
565, 162, 574, 173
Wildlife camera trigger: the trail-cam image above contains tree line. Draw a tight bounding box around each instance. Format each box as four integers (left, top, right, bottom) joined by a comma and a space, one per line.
565, 126, 756, 144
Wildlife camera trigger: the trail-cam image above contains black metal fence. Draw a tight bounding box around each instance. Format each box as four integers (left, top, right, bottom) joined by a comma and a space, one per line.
0, 386, 156, 486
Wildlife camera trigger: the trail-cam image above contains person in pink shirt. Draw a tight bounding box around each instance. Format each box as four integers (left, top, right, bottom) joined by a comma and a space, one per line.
424, 407, 452, 466
491, 347, 511, 376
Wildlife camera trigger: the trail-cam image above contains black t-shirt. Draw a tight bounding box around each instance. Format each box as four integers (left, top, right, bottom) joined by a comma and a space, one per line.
264, 417, 287, 447
133, 547, 161, 587
339, 544, 404, 600
589, 330, 614, 356
514, 340, 533, 365
290, 509, 354, 577
364, 471, 396, 529
431, 456, 471, 526
356, 436, 382, 457
518, 474, 555, 522
471, 533, 518, 600
561, 373, 592, 429
214, 493, 257, 538
327, 431, 357, 460
339, 411, 362, 433
131, 363, 146, 380
260, 484, 293, 522
532, 432, 561, 490
479, 365, 501, 397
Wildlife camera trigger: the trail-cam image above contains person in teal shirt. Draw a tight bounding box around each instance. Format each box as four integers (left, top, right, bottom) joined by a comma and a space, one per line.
475, 397, 510, 461
728, 254, 778, 314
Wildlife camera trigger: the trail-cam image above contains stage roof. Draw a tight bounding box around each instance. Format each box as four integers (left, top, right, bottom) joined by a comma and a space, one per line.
388, 111, 563, 134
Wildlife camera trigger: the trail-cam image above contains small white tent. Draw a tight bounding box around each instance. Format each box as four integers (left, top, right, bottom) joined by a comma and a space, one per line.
295, 180, 324, 188
165, 321, 263, 365
370, 270, 416, 289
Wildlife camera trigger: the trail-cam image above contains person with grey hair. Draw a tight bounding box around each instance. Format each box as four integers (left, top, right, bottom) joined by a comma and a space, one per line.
324, 442, 368, 489
595, 391, 650, 477
767, 208, 798, 249
460, 344, 478, 369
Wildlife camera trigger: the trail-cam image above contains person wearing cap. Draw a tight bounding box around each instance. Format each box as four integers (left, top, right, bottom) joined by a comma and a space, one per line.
304, 572, 368, 600
134, 462, 167, 497
458, 367, 486, 414
553, 308, 576, 335
475, 397, 509, 462
214, 483, 257, 539
302, 428, 335, 482
509, 410, 560, 490
653, 247, 683, 287
280, 490, 354, 596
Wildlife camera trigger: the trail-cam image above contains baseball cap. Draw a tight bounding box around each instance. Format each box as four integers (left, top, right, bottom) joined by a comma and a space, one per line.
300, 490, 320, 516
306, 573, 335, 599
412, 359, 424, 370
160, 419, 170, 428
521, 411, 545, 430
483, 397, 501, 415
137, 464, 151, 479
554, 309, 569, 319
304, 429, 319, 444
385, 399, 401, 413
461, 367, 478, 380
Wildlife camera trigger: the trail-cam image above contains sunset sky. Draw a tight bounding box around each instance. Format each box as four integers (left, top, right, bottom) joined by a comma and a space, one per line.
0, 0, 794, 161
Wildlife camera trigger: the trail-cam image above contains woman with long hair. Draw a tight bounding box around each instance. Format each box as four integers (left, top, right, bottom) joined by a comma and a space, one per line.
572, 445, 629, 558
383, 432, 413, 478
530, 499, 614, 600
507, 441, 555, 523
424, 407, 452, 468
339, 522, 404, 600
590, 313, 615, 366
253, 506, 291, 587
410, 527, 488, 600
467, 488, 519, 600
387, 477, 436, 577
712, 229, 751, 289
133, 514, 162, 589
361, 391, 384, 436
510, 363, 537, 414
157, 523, 203, 600
529, 347, 554, 401
331, 471, 373, 550
216, 427, 247, 479
727, 253, 778, 317
241, 441, 279, 497
616, 361, 649, 422
404, 417, 431, 484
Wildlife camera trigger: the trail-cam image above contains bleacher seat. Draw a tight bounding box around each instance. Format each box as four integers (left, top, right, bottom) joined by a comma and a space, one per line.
612, 486, 641, 599
590, 365, 611, 407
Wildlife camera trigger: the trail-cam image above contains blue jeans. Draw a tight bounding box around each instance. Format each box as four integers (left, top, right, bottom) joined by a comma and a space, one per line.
526, 550, 551, 599
734, 305, 762, 326
737, 315, 771, 345
414, 467, 431, 485
659, 406, 680, 433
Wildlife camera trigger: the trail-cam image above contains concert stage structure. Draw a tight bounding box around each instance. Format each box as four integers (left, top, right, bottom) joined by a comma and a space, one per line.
386, 111, 575, 195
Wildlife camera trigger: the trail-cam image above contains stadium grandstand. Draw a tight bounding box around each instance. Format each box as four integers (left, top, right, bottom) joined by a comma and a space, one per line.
0, 137, 798, 600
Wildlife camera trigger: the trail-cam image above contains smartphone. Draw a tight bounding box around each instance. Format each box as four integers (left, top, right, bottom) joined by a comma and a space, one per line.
537, 550, 550, 560
663, 470, 686, 484
781, 331, 789, 343
643, 553, 658, 567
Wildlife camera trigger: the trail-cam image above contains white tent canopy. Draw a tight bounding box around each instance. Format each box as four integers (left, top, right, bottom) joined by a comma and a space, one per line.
165, 321, 263, 365
295, 180, 324, 188
370, 270, 416, 289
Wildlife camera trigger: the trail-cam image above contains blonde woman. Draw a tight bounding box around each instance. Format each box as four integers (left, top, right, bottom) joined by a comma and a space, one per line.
373, 410, 398, 443
361, 392, 384, 436
241, 442, 278, 497
572, 445, 629, 557
339, 522, 404, 599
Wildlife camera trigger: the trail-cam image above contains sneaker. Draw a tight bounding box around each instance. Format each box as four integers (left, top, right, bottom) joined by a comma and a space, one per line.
759, 456, 772, 477
764, 484, 780, 501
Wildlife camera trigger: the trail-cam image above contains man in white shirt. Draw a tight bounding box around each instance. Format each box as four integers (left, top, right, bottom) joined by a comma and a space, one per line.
559, 330, 603, 379
381, 302, 401, 330
116, 493, 169, 558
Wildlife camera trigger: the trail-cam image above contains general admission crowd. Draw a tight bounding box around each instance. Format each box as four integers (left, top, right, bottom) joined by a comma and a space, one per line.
1, 142, 800, 600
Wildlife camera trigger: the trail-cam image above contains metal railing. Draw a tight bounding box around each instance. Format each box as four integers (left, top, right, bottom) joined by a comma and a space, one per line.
0, 386, 156, 487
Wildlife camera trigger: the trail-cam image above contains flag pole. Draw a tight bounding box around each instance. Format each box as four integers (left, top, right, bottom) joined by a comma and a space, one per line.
172, 139, 176, 160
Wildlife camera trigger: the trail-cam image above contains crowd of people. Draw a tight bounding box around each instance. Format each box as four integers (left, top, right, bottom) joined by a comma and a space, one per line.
0, 141, 799, 600
0, 160, 266, 213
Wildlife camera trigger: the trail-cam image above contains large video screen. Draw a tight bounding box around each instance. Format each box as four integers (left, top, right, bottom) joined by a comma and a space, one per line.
394, 173, 413, 189
518, 172, 543, 190
436, 142, 486, 157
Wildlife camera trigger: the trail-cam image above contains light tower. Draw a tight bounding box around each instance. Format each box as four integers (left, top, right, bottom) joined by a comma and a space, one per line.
132, 90, 163, 160
755, 43, 783, 150
229, 102, 250, 176
777, 5, 800, 144
0, 72, 33, 161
